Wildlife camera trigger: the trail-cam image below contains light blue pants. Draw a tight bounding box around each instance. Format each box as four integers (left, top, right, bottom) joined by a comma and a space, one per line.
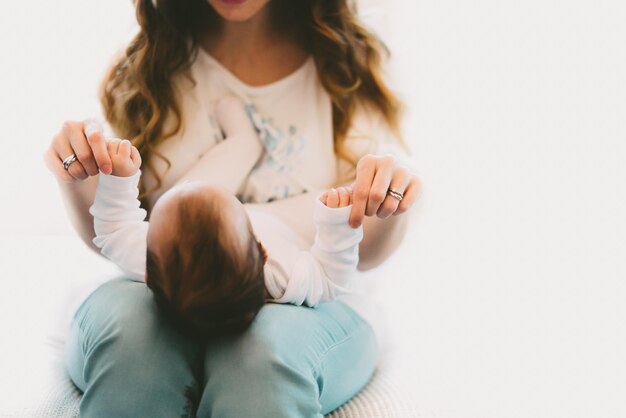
65, 278, 378, 417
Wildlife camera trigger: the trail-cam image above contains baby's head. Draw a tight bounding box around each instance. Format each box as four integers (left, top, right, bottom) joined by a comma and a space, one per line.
145, 181, 267, 339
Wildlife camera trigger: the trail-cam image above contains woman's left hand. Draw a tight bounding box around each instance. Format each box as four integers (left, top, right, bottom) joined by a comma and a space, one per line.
348, 154, 421, 228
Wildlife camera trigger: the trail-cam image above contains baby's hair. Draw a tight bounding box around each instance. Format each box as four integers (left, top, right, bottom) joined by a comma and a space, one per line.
145, 191, 266, 340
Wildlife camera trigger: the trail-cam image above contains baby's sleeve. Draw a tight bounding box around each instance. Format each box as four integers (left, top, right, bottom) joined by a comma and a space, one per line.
89, 170, 149, 281
266, 198, 363, 307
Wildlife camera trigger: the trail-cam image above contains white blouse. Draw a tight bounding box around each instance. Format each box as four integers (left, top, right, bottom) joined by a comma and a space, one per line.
140, 47, 413, 213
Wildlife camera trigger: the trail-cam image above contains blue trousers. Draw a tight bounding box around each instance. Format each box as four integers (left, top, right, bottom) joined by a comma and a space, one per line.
65, 278, 378, 417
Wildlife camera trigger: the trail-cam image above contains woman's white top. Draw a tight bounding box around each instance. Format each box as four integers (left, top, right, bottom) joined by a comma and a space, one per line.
95, 47, 415, 350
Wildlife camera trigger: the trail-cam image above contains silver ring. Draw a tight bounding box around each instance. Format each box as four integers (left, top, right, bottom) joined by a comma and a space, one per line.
62, 153, 78, 171
387, 188, 404, 201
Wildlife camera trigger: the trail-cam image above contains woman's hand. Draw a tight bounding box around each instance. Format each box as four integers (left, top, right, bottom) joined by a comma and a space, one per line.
43, 118, 113, 182
348, 154, 421, 228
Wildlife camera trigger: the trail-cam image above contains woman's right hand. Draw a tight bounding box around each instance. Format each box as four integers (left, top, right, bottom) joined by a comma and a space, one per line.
43, 118, 113, 182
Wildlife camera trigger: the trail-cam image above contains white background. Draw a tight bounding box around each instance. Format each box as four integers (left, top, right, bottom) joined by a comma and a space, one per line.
1, 1, 625, 417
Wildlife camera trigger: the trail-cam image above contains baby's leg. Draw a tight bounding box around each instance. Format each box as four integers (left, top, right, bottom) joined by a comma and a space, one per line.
173, 97, 262, 192
215, 96, 259, 143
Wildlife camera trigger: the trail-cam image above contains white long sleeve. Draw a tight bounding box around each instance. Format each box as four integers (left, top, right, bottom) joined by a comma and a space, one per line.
261, 198, 364, 307
90, 170, 363, 307
89, 170, 147, 282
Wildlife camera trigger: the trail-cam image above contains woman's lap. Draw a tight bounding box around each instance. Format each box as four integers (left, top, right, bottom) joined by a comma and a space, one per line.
65, 278, 378, 418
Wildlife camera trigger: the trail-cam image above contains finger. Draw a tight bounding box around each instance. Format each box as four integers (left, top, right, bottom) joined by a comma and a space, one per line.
63, 121, 98, 177
341, 185, 354, 205
84, 120, 112, 175
377, 166, 410, 219
319, 192, 328, 204
327, 188, 339, 208
366, 156, 395, 216
83, 117, 102, 137
130, 146, 142, 166
66, 159, 89, 180
130, 146, 142, 171
53, 134, 88, 181
349, 156, 376, 228
43, 148, 74, 183
119, 139, 131, 158
393, 175, 422, 215
336, 186, 350, 208
107, 138, 121, 154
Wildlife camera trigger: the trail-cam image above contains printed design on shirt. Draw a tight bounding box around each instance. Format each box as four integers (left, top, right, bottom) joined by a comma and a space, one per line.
236, 104, 309, 204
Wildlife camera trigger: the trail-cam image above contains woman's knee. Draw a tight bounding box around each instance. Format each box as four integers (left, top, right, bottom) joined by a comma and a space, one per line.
72, 280, 155, 350
65, 278, 203, 417
67, 280, 141, 384
75, 279, 155, 324
207, 304, 322, 373
67, 279, 158, 371
67, 278, 200, 379
198, 304, 324, 417
198, 302, 378, 418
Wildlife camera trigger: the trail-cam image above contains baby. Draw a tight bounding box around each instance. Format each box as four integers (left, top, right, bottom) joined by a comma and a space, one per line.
89, 98, 363, 340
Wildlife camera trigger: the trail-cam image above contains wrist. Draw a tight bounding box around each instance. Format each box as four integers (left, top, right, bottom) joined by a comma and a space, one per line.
98, 169, 141, 190
110, 167, 139, 178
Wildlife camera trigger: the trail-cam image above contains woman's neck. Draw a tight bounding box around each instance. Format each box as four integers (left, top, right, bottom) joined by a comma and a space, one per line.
200, 7, 309, 86
209, 5, 276, 57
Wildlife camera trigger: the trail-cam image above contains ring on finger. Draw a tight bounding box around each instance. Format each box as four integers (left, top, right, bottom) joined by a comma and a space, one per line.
62, 153, 78, 171
386, 187, 404, 201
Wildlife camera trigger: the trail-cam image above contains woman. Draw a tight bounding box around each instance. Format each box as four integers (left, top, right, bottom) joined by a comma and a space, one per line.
43, 0, 421, 416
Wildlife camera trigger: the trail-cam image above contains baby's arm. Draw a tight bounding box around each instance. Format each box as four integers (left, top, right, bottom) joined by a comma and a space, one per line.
173, 96, 263, 193
264, 186, 364, 307
89, 139, 148, 281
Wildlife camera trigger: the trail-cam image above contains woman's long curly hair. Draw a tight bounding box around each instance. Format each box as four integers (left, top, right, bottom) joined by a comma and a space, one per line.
101, 0, 406, 209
